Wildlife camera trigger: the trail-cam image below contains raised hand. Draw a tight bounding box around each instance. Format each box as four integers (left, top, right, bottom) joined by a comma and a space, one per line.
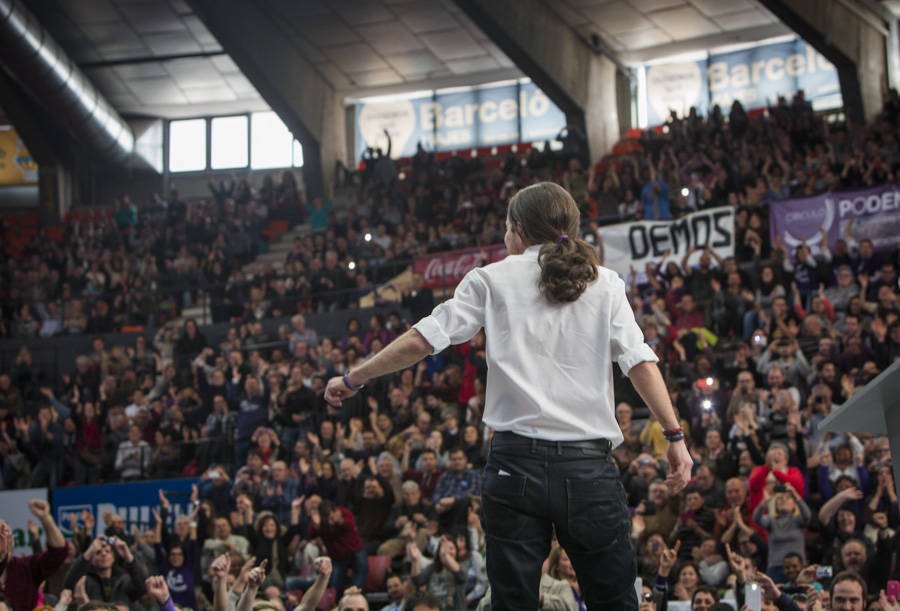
145, 575, 171, 605
236, 555, 257, 586
28, 499, 51, 520
658, 540, 680, 577
73, 576, 89, 606
314, 556, 332, 578
246, 559, 268, 588
158, 489, 170, 510
210, 553, 231, 581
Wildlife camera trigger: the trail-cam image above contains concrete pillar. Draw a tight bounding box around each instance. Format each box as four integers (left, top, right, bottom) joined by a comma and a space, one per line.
188, 0, 346, 198
759, 0, 889, 124
454, 0, 626, 162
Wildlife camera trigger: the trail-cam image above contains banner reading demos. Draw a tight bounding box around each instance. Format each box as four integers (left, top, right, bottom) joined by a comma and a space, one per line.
769, 183, 900, 255
595, 207, 735, 279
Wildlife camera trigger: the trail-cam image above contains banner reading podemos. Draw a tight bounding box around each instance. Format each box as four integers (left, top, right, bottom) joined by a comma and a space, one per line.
53, 478, 199, 539
596, 207, 735, 279
769, 183, 900, 254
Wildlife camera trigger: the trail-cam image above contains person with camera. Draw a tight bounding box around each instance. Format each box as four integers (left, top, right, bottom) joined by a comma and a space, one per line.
752, 481, 811, 583
63, 534, 148, 605
0, 499, 68, 611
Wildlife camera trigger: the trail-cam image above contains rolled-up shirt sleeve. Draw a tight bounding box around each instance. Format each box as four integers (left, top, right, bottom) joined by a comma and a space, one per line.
413, 269, 486, 355
609, 277, 658, 375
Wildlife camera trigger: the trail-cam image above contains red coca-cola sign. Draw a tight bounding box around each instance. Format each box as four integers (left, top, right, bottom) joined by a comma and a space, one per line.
413, 244, 507, 288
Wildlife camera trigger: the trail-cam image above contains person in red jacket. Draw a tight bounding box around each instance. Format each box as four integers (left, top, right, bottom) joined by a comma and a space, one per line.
748, 442, 805, 511
0, 499, 68, 611
309, 500, 367, 594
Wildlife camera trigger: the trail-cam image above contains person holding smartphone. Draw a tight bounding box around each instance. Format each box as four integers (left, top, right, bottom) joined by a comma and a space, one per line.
752, 483, 811, 583
325, 182, 692, 610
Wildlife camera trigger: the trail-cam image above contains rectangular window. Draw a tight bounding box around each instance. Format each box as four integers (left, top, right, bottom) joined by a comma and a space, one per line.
292, 139, 304, 167
251, 111, 292, 169
168, 118, 207, 172
211, 115, 248, 169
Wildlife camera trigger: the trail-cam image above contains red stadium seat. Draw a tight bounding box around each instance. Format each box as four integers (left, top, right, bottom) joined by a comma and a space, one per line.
364, 555, 391, 591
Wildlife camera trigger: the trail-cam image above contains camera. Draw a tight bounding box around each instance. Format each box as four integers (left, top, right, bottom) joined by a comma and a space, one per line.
774, 484, 787, 493
104, 536, 117, 546
816, 566, 833, 578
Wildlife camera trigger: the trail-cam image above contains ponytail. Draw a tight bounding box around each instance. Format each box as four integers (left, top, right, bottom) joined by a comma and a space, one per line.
507, 182, 599, 304
538, 236, 599, 303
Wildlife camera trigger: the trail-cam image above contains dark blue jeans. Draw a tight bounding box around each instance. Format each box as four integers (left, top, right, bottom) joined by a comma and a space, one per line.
482, 432, 638, 611
330, 547, 368, 593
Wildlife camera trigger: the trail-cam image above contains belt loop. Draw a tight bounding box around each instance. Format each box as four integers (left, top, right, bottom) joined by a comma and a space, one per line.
556, 441, 562, 455
530, 438, 537, 453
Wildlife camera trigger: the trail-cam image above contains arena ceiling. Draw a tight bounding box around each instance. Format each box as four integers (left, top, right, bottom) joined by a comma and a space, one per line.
17, 0, 875, 121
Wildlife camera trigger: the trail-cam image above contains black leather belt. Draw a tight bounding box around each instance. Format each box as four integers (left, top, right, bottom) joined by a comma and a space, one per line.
492, 430, 613, 453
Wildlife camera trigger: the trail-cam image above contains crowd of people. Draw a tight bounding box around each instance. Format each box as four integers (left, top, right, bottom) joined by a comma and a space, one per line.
2, 89, 900, 611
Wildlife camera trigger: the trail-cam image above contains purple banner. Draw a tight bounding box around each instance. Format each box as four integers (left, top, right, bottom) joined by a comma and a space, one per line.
769, 183, 900, 254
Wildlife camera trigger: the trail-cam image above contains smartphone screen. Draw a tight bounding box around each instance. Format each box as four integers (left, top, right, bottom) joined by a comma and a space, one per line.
745, 583, 762, 611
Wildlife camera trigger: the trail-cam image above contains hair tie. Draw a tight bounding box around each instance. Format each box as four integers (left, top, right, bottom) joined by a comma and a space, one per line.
556, 234, 568, 243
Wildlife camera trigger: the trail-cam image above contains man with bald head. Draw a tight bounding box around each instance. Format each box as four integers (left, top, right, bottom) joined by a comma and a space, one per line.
714, 478, 763, 538
839, 537, 891, 595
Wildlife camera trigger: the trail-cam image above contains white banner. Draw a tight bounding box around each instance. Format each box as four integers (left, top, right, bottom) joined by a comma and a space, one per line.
0, 487, 49, 556
596, 207, 735, 279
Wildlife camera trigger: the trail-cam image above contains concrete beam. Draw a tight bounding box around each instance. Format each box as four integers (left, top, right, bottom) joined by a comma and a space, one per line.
759, 0, 888, 124
454, 0, 622, 162
188, 0, 344, 198
618, 24, 792, 65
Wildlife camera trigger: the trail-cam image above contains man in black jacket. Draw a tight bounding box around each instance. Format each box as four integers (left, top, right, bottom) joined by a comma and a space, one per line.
376, 480, 435, 559
64, 536, 148, 605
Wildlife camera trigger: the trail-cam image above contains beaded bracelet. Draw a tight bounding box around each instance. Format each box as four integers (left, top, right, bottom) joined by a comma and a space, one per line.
662, 427, 685, 442
343, 372, 364, 391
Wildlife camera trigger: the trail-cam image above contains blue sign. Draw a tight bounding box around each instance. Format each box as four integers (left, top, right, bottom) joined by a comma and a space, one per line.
644, 39, 841, 126
53, 478, 199, 538
355, 80, 566, 159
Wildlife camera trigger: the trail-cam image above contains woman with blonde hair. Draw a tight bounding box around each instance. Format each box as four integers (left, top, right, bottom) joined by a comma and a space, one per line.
540, 546, 580, 611
752, 481, 811, 583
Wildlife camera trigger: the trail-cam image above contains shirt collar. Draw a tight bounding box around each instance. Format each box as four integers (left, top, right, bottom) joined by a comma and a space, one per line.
521, 245, 541, 258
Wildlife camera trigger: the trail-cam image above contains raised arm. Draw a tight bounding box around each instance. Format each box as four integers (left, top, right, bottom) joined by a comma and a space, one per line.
28, 499, 65, 549
325, 329, 433, 405
296, 557, 332, 611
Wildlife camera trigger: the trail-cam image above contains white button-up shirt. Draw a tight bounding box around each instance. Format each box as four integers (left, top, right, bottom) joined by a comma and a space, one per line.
413, 244, 658, 443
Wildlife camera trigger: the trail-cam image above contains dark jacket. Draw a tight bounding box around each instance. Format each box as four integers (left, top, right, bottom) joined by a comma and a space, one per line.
63, 556, 148, 604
